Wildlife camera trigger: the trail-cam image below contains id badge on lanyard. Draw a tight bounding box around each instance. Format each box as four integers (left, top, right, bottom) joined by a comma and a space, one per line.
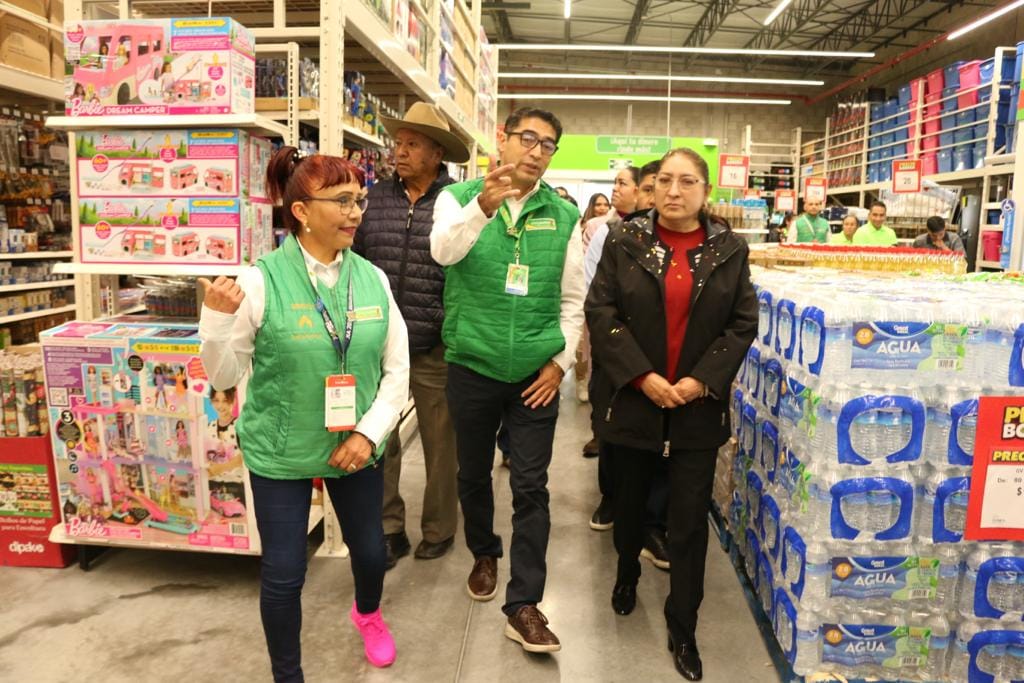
311, 269, 357, 432
500, 203, 529, 296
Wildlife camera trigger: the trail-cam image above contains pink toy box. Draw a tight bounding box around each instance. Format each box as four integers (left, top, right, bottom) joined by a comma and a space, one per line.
75, 129, 273, 266
62, 17, 255, 116
40, 320, 259, 554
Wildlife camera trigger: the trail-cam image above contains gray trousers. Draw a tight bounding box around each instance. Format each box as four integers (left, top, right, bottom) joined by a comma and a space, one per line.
382, 344, 459, 543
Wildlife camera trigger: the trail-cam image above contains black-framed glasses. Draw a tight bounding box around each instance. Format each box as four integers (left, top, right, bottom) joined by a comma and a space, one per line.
508, 130, 559, 156
301, 196, 368, 214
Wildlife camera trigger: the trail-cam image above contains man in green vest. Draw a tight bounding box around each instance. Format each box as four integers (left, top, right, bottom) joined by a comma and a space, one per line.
788, 198, 830, 243
431, 107, 584, 654
853, 200, 899, 246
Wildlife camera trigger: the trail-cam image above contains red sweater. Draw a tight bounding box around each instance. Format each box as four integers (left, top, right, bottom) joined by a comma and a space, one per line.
632, 224, 706, 388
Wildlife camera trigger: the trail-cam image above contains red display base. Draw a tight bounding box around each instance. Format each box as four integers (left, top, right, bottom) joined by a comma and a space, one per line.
0, 436, 76, 568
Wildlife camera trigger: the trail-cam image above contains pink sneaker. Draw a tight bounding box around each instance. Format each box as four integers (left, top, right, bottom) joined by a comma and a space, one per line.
349, 602, 396, 667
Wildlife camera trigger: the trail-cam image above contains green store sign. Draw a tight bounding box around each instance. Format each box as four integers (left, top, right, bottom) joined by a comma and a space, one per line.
595, 135, 671, 155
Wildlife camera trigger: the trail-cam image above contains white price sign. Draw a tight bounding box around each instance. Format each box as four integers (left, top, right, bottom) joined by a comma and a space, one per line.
718, 154, 749, 189
775, 189, 796, 213
980, 464, 1024, 529
892, 160, 922, 193
804, 178, 827, 202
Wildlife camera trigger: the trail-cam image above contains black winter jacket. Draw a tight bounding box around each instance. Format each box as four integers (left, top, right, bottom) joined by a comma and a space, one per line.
585, 210, 758, 452
355, 168, 454, 353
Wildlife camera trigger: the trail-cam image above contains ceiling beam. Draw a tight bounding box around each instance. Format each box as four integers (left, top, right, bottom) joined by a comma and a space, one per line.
491, 0, 516, 42
677, 0, 744, 68
482, 2, 531, 8
624, 0, 652, 44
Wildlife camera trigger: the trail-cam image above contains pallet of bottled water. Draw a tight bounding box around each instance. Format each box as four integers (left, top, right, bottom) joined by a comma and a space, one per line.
723, 268, 1024, 682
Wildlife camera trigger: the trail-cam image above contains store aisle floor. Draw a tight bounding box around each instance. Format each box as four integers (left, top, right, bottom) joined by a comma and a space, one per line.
0, 393, 776, 683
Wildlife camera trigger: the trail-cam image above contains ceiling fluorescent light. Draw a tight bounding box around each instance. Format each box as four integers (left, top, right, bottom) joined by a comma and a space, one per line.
563, 0, 570, 19
493, 43, 874, 58
499, 72, 824, 86
947, 0, 1024, 40
763, 0, 793, 25
496, 93, 791, 105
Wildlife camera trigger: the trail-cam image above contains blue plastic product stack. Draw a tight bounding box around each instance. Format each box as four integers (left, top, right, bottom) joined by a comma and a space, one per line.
938, 148, 953, 173
944, 60, 966, 88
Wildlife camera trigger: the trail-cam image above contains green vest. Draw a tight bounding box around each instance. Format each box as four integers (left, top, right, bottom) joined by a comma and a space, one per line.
795, 213, 829, 243
442, 180, 578, 382
236, 234, 391, 479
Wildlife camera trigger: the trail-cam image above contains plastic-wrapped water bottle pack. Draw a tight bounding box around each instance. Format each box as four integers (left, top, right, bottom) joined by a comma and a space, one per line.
730, 268, 1024, 682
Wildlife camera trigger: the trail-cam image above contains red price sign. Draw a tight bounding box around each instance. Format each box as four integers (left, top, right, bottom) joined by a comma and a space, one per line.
892, 159, 922, 193
743, 189, 761, 200
965, 397, 1024, 541
775, 189, 797, 212
804, 177, 827, 202
718, 154, 750, 189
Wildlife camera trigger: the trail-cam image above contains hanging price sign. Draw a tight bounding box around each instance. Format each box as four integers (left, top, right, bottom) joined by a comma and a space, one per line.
718, 154, 750, 189
743, 189, 761, 200
892, 159, 922, 193
775, 189, 797, 212
965, 397, 1024, 541
804, 177, 827, 202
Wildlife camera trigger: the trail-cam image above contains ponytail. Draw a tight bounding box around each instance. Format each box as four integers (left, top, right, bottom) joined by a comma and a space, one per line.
265, 147, 364, 235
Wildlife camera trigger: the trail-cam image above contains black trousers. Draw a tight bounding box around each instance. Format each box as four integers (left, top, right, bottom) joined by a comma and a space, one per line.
447, 362, 559, 616
607, 441, 717, 643
599, 440, 669, 533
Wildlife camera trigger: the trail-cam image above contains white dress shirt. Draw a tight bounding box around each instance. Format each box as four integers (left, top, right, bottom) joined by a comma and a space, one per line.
430, 182, 585, 373
584, 223, 610, 289
198, 239, 411, 448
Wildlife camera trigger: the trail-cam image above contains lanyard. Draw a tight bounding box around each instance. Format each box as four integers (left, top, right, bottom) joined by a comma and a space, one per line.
309, 266, 355, 374
498, 202, 526, 264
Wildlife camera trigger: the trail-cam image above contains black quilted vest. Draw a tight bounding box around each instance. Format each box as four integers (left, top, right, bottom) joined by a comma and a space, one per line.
354, 168, 454, 353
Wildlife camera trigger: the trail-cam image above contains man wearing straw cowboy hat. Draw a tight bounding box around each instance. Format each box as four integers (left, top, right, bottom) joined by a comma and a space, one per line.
354, 101, 470, 570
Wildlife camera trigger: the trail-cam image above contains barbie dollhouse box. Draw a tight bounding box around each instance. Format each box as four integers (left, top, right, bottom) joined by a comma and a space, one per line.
62, 17, 255, 116
40, 320, 260, 554
74, 129, 273, 266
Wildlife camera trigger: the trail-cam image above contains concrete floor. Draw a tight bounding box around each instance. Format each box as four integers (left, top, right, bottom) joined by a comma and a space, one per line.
0, 394, 777, 683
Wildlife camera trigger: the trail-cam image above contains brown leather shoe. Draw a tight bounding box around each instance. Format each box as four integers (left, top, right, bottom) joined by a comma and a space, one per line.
504, 605, 561, 653
466, 556, 498, 601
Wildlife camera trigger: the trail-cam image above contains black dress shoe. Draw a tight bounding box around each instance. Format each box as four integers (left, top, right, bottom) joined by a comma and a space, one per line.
383, 532, 411, 570
589, 497, 614, 531
414, 536, 454, 560
640, 529, 670, 570
668, 633, 703, 681
611, 583, 636, 615
582, 437, 600, 458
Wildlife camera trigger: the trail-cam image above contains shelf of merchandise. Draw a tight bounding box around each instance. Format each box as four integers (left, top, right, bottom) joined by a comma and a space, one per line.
0, 279, 76, 293
0, 251, 74, 260
45, 114, 291, 139
0, 64, 63, 101
53, 262, 250, 277
0, 304, 76, 325
740, 125, 801, 202
342, 123, 387, 148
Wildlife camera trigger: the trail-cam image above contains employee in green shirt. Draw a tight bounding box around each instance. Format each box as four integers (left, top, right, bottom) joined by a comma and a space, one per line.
788, 199, 830, 243
829, 215, 859, 245
853, 200, 898, 246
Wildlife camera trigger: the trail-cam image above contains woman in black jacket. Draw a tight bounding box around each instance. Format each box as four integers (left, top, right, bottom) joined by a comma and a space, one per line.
585, 147, 757, 681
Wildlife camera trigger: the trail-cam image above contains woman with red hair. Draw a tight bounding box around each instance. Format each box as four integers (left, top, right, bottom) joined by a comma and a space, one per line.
199, 147, 410, 680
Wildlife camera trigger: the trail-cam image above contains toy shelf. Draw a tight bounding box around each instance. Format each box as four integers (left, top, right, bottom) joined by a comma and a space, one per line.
0, 64, 63, 101
0, 304, 76, 325
0, 251, 75, 260
53, 262, 250, 277
0, 279, 76, 293
44, 114, 291, 139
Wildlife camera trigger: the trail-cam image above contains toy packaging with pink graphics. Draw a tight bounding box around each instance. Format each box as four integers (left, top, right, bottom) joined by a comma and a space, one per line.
62, 17, 255, 116
40, 320, 259, 554
75, 129, 273, 265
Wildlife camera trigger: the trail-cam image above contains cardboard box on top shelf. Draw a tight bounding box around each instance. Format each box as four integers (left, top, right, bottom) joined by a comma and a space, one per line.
48, 0, 62, 27
4, 0, 47, 20
0, 12, 50, 77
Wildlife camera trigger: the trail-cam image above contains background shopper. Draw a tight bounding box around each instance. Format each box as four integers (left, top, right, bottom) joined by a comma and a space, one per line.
913, 215, 964, 251
586, 147, 757, 682
853, 200, 898, 246
199, 147, 410, 680
582, 192, 610, 224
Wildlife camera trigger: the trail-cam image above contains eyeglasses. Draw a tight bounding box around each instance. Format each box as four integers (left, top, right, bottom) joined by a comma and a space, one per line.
302, 195, 368, 214
507, 130, 559, 156
655, 175, 706, 190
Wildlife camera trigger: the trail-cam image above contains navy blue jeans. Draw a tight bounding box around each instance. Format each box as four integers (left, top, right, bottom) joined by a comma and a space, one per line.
251, 465, 385, 683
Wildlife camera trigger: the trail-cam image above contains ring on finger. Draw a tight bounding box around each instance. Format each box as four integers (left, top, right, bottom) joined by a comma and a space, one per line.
347, 463, 357, 472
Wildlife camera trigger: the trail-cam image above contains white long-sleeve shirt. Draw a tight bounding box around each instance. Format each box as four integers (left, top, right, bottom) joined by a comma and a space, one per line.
198, 240, 410, 448
431, 183, 585, 373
